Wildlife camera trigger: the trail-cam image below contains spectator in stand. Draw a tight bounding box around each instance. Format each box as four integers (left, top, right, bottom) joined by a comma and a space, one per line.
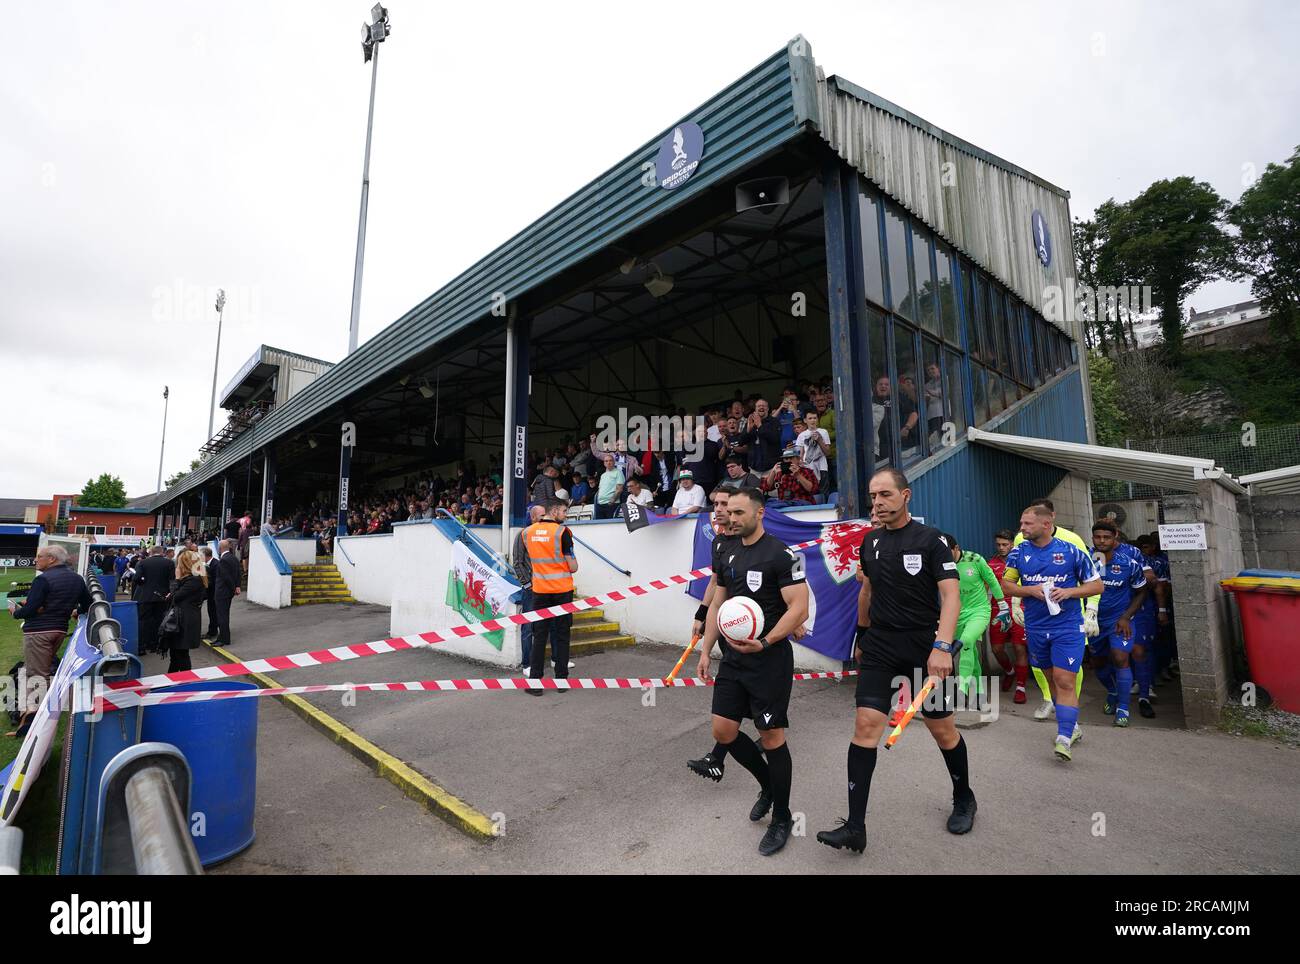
924, 362, 945, 445
742, 398, 783, 472
705, 410, 725, 444
897, 374, 921, 456
680, 421, 722, 494
776, 387, 803, 447
569, 471, 591, 506
795, 411, 831, 482
720, 415, 750, 466
721, 455, 762, 490
759, 447, 818, 507
625, 476, 654, 515
237, 518, 253, 575
669, 470, 708, 515
530, 464, 560, 504
594, 454, 625, 520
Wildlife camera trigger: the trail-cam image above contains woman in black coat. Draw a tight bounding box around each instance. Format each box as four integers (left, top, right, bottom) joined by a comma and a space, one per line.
162, 549, 207, 673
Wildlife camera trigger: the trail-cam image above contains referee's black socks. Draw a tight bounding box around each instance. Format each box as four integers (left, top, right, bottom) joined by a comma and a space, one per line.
940, 734, 975, 803
765, 741, 793, 823
724, 732, 770, 790
846, 742, 877, 831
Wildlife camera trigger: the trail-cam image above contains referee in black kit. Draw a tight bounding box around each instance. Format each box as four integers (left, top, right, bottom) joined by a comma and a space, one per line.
817, 467, 974, 854
697, 486, 809, 856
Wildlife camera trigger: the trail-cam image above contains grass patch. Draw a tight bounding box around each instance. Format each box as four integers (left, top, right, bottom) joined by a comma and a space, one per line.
2, 566, 73, 874
1218, 703, 1300, 748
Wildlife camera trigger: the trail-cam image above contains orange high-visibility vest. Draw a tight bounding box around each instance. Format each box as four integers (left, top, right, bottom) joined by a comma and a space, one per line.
524, 520, 574, 594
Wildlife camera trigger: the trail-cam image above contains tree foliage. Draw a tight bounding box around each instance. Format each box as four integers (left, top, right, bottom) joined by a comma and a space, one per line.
80, 473, 127, 508
1230, 145, 1300, 349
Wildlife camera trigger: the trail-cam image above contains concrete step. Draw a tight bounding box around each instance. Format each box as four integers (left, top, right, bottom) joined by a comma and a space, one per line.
292, 578, 348, 587
292, 588, 354, 598
567, 632, 635, 655
570, 620, 621, 636
291, 597, 357, 606
573, 609, 605, 621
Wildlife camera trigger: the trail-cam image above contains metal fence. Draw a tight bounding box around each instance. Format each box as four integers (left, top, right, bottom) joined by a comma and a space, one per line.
1090, 423, 1300, 501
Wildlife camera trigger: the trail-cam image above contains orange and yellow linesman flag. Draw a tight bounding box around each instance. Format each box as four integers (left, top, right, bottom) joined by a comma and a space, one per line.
667, 634, 701, 683
884, 677, 936, 749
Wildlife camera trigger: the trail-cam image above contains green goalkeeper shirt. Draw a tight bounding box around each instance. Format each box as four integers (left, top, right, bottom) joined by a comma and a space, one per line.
956, 550, 1003, 620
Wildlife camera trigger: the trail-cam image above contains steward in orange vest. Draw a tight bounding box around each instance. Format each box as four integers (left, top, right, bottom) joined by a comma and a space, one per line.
524, 500, 579, 688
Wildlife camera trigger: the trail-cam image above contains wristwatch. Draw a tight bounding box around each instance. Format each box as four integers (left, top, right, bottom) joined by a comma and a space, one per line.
758, 636, 771, 649
932, 639, 953, 653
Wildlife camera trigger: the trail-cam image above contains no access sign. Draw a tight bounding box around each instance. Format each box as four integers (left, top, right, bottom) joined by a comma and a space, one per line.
1158, 523, 1208, 551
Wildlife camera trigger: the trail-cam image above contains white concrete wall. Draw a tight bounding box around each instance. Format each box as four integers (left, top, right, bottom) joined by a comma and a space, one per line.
277, 538, 318, 566
389, 521, 522, 668
247, 538, 291, 609
335, 533, 397, 606
560, 506, 842, 671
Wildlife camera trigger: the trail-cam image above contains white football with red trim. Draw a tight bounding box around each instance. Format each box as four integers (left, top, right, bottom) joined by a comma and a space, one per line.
717, 597, 765, 643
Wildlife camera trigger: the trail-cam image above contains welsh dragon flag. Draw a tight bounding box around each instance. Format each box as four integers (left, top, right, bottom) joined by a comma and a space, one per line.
445, 542, 517, 651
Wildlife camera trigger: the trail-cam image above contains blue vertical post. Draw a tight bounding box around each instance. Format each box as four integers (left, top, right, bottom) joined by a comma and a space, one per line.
260, 450, 276, 527
509, 317, 531, 525
221, 476, 232, 531
199, 488, 208, 534
821, 155, 866, 519
337, 423, 353, 536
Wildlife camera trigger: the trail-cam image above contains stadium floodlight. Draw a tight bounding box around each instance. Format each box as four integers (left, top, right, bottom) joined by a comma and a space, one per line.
419, 380, 435, 399
349, 5, 392, 357
207, 288, 226, 441
308, 438, 319, 449
644, 263, 674, 298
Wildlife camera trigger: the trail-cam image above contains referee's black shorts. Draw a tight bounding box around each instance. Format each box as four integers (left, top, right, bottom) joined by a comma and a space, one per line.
855, 627, 957, 719
711, 644, 794, 730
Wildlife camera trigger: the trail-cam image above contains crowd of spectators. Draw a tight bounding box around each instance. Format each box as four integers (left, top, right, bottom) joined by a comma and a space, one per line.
260, 379, 839, 536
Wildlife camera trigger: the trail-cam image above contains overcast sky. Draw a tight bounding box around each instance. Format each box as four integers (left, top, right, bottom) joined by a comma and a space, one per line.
2, 0, 1296, 500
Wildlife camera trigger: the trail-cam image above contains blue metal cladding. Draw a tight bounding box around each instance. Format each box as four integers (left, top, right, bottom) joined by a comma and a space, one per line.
907, 441, 1065, 555
905, 369, 1087, 552
993, 369, 1088, 444
153, 42, 810, 510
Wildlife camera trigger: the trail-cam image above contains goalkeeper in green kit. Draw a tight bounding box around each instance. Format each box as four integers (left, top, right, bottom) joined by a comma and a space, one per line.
941, 532, 1010, 701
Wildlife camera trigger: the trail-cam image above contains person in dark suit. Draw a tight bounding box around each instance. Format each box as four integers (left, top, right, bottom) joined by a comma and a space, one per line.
201, 546, 219, 640
162, 549, 207, 673
133, 546, 175, 655
214, 539, 242, 646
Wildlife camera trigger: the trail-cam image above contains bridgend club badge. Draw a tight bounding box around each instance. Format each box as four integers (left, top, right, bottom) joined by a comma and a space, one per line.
1031, 209, 1052, 267
656, 122, 704, 190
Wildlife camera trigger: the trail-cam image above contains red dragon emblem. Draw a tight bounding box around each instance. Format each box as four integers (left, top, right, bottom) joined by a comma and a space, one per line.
820, 521, 873, 584
462, 570, 489, 614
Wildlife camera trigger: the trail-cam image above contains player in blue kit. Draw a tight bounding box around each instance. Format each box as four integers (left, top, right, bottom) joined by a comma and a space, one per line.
1001, 504, 1102, 761
1089, 522, 1150, 726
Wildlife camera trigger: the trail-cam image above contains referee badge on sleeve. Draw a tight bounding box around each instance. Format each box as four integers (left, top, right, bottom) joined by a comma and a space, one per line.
903, 553, 922, 575
746, 570, 763, 591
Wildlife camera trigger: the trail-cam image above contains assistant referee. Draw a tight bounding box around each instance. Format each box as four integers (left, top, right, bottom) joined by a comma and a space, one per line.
817, 467, 974, 854
697, 486, 809, 857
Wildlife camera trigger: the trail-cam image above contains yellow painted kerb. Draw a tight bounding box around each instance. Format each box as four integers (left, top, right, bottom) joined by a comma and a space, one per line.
206, 643, 498, 841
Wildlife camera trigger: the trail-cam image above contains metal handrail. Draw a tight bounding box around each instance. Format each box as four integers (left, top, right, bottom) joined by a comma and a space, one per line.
436, 510, 516, 581
260, 531, 291, 576
335, 538, 355, 567
568, 531, 631, 577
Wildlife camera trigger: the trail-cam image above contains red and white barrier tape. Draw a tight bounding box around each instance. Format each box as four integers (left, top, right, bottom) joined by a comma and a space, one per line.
96, 669, 857, 712
104, 538, 826, 698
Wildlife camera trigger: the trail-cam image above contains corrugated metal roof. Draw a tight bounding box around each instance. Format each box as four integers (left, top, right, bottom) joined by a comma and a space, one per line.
151, 40, 811, 511
1239, 464, 1300, 496
968, 427, 1247, 494
807, 69, 1075, 330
